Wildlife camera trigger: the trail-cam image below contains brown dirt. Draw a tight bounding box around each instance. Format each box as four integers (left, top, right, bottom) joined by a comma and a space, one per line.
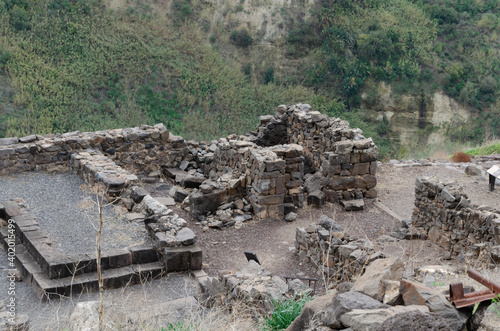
184, 160, 500, 291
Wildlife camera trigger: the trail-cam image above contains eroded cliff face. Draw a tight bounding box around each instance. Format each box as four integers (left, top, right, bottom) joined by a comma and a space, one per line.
362, 82, 472, 146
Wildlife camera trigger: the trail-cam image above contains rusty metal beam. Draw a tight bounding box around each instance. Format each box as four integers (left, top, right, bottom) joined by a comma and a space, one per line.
447, 269, 499, 308
467, 269, 500, 294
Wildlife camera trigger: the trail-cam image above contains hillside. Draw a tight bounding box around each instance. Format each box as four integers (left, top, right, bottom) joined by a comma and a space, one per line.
1, 0, 500, 159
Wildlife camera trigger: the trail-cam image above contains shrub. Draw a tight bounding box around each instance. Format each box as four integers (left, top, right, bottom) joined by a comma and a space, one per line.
479, 76, 497, 94
459, 81, 478, 104
263, 66, 274, 84
9, 5, 31, 31
230, 28, 253, 48
358, 30, 392, 63
261, 295, 314, 330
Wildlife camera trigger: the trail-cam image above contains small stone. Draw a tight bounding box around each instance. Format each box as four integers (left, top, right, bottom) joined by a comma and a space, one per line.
285, 212, 297, 222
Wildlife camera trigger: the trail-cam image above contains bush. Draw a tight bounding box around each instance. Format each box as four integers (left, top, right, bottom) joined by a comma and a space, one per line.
9, 5, 31, 31
262, 295, 314, 330
459, 81, 478, 104
230, 28, 253, 48
358, 30, 392, 63
263, 66, 274, 84
479, 76, 497, 94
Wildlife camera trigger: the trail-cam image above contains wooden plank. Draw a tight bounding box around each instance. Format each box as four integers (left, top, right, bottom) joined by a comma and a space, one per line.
373, 201, 403, 222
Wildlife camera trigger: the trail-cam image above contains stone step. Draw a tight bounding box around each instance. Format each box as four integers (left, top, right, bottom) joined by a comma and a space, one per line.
9, 240, 164, 301
0, 203, 160, 280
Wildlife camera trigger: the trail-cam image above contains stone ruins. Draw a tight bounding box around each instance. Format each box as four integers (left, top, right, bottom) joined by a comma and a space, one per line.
0, 103, 379, 300
413, 176, 500, 265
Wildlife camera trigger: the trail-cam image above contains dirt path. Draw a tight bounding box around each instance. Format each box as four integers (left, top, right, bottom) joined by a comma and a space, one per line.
191, 160, 500, 288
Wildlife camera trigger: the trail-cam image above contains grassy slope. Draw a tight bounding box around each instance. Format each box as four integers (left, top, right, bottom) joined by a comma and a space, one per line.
2, 0, 500, 159
0, 0, 323, 141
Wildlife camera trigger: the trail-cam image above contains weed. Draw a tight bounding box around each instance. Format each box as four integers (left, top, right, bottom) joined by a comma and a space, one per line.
261, 294, 314, 330
490, 294, 500, 318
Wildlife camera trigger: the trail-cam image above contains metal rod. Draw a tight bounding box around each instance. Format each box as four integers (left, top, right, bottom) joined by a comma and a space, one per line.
467, 269, 500, 294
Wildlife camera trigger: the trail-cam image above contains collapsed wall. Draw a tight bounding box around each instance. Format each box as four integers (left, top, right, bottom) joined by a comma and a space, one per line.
412, 176, 500, 265
0, 103, 378, 220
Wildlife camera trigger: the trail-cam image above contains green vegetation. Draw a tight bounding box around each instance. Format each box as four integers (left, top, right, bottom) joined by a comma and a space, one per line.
491, 294, 500, 318
2, 0, 500, 160
465, 140, 500, 155
261, 295, 314, 330
0, 0, 317, 141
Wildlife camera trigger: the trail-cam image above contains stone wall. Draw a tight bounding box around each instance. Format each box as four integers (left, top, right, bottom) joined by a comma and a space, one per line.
255, 104, 378, 202
0, 124, 187, 176
0, 103, 379, 220
412, 176, 500, 263
295, 215, 385, 284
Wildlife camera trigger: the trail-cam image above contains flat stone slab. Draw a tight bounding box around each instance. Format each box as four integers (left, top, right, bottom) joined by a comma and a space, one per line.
341, 199, 365, 211
153, 196, 176, 206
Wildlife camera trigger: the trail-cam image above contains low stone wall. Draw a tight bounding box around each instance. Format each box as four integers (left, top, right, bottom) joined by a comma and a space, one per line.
412, 176, 500, 263
0, 124, 186, 176
295, 215, 384, 284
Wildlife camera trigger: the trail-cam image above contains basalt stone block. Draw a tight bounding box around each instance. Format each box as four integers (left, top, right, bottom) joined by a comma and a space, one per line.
352, 162, 370, 175
129, 245, 159, 264
307, 190, 326, 208
189, 190, 227, 216
0, 137, 18, 146
182, 175, 206, 188
163, 245, 202, 272
360, 147, 378, 162
103, 266, 136, 289
102, 248, 131, 269
335, 140, 354, 154
130, 186, 149, 203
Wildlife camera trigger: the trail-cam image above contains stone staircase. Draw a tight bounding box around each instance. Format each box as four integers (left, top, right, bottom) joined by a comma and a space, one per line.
0, 200, 164, 301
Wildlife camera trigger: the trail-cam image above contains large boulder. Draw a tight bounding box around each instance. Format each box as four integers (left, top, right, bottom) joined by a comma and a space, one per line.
321, 291, 387, 328
377, 309, 451, 331
340, 305, 430, 331
351, 257, 404, 301
399, 280, 470, 331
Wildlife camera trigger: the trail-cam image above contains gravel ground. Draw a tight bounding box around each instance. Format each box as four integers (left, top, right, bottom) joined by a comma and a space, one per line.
0, 171, 148, 254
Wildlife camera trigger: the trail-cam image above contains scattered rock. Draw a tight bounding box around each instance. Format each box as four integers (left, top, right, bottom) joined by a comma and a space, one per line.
331, 291, 387, 328
153, 196, 176, 206
307, 190, 326, 208
285, 212, 297, 222
286, 292, 336, 331
351, 257, 404, 301
340, 306, 430, 330
130, 186, 148, 203
465, 165, 482, 176
399, 279, 469, 331
175, 228, 197, 245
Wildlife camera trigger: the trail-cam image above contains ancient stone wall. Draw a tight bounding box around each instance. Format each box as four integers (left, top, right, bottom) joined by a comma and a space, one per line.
255, 104, 378, 202
295, 215, 384, 283
0, 124, 187, 176
0, 103, 379, 220
412, 176, 500, 263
